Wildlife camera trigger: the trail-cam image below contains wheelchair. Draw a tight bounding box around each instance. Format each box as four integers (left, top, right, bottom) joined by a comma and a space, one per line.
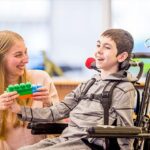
27, 52, 150, 150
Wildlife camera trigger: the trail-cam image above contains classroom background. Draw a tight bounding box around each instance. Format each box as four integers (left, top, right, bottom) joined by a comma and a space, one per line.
0, 0, 149, 96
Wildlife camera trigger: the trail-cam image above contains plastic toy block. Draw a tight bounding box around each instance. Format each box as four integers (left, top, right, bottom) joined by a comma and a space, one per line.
32, 85, 42, 93
6, 82, 42, 99
19, 94, 32, 99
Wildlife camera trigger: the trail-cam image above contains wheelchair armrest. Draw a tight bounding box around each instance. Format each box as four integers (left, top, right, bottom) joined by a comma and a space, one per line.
27, 122, 68, 135
87, 125, 150, 138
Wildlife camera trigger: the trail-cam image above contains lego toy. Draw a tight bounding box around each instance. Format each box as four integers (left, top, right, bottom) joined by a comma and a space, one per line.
6, 82, 42, 99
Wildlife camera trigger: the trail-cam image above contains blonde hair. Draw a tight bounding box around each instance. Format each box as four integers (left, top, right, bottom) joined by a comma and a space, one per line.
0, 30, 32, 139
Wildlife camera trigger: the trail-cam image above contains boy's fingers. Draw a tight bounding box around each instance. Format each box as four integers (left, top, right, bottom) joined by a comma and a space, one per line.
33, 91, 49, 96
32, 95, 48, 100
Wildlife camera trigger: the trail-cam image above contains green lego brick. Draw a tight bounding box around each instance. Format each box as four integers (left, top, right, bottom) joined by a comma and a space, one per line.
6, 82, 42, 100
19, 90, 32, 95
6, 85, 15, 92
6, 82, 32, 96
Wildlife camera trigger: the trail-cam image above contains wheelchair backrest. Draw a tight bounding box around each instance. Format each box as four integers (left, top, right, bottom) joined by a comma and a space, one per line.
135, 68, 150, 129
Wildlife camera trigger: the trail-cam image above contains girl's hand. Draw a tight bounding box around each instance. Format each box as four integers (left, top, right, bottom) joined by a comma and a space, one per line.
32, 86, 50, 104
0, 91, 19, 110
10, 100, 21, 114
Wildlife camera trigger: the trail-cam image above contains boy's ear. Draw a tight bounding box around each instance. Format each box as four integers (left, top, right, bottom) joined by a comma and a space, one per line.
117, 52, 128, 63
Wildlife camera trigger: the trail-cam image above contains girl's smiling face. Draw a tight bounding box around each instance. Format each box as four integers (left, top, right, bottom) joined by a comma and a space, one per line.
3, 39, 29, 78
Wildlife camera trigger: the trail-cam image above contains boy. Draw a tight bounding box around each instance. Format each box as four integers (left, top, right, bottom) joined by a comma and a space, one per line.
10, 28, 136, 150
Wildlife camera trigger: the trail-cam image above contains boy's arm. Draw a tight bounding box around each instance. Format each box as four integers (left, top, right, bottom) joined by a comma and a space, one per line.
11, 83, 84, 122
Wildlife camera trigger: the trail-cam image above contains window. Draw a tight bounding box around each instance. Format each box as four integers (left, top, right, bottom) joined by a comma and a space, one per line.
111, 0, 150, 77
0, 0, 51, 69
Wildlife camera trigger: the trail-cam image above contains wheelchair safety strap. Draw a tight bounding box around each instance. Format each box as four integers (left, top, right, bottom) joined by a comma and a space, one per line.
101, 81, 120, 125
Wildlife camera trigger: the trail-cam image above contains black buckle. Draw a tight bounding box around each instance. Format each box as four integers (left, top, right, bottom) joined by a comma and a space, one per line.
101, 91, 110, 98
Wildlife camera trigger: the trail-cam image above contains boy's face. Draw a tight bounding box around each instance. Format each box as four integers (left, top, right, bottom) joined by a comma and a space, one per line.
94, 36, 119, 72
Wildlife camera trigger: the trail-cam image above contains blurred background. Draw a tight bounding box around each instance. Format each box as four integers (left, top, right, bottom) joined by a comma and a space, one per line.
0, 0, 150, 81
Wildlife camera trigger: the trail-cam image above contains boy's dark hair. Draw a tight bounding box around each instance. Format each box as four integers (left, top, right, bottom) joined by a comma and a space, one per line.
102, 28, 134, 61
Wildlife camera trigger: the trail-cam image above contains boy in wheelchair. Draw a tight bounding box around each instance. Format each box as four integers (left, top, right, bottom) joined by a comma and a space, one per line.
10, 28, 140, 150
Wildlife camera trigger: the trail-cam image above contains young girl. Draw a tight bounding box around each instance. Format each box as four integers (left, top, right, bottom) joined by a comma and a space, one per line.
0, 30, 59, 150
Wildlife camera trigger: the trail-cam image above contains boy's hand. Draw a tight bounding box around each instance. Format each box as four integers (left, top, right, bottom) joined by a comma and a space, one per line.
0, 91, 19, 110
32, 86, 50, 104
